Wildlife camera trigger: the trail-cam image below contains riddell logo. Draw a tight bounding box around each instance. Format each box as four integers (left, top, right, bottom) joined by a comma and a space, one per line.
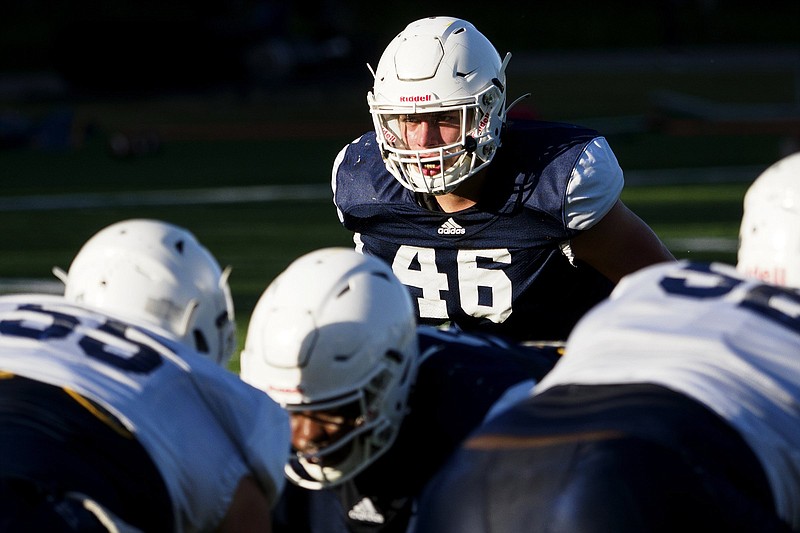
381, 126, 398, 145
438, 217, 465, 235
399, 95, 432, 102
745, 266, 787, 286
477, 111, 491, 133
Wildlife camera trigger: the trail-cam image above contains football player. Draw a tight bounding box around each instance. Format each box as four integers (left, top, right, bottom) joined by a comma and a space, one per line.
332, 16, 675, 342
240, 247, 561, 532
0, 219, 289, 532
414, 153, 800, 532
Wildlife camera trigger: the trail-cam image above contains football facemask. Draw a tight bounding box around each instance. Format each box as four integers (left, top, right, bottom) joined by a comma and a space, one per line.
368, 16, 510, 195
240, 247, 418, 489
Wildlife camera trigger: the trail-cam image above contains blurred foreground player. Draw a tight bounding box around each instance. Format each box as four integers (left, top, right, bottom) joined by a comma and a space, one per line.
415, 153, 800, 532
0, 219, 289, 532
241, 247, 561, 532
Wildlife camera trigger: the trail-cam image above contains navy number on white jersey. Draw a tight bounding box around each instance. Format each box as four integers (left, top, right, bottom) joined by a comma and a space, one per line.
0, 303, 163, 373
661, 263, 800, 334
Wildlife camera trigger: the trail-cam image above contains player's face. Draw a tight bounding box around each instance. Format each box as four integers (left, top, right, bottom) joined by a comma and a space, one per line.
289, 404, 363, 467
395, 110, 463, 178
399, 111, 461, 151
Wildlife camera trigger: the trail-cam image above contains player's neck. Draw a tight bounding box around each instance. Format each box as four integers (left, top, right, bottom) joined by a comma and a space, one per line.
435, 193, 477, 213
434, 172, 487, 213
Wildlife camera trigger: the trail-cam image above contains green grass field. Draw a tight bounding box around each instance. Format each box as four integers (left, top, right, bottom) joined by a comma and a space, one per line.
2, 51, 794, 369
0, 141, 753, 371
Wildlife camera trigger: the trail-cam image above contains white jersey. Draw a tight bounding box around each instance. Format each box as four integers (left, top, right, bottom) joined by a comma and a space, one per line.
537, 261, 800, 528
0, 294, 289, 532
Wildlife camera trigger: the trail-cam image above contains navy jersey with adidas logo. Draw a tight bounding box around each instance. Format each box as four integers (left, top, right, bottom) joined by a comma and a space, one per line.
270, 326, 562, 532
332, 120, 617, 341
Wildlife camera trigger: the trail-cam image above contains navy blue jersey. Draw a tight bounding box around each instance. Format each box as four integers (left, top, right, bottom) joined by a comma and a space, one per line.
0, 375, 172, 532
333, 120, 616, 341
271, 326, 561, 533
415, 384, 784, 533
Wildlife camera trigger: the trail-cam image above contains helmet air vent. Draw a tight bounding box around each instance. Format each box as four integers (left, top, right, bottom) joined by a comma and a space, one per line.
193, 329, 209, 353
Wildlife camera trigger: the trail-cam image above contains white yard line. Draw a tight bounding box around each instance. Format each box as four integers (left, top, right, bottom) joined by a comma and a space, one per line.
666, 237, 738, 253
0, 184, 331, 211
0, 170, 745, 293
0, 165, 762, 212
0, 235, 738, 295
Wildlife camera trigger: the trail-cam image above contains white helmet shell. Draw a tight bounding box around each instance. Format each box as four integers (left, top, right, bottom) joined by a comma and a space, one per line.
60, 219, 236, 366
737, 151, 800, 288
368, 16, 510, 195
240, 247, 418, 488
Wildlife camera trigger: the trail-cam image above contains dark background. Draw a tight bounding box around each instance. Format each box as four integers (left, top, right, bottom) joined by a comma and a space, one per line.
2, 1, 799, 96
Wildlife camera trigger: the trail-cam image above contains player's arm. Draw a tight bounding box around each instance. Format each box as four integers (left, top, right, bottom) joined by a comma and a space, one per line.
191, 362, 289, 533
217, 475, 272, 533
571, 199, 675, 283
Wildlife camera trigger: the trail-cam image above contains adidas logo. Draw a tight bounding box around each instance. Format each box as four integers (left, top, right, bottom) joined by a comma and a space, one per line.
438, 217, 465, 235
348, 497, 385, 524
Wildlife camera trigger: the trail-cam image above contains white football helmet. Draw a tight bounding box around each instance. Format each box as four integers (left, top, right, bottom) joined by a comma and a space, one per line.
737, 151, 800, 288
55, 219, 236, 366
367, 16, 510, 195
240, 247, 418, 489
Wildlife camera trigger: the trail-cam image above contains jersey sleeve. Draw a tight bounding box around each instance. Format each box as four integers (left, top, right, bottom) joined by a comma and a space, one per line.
330, 132, 406, 225
331, 133, 380, 224
563, 137, 624, 231
192, 362, 291, 506
239, 387, 291, 505
331, 140, 353, 224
